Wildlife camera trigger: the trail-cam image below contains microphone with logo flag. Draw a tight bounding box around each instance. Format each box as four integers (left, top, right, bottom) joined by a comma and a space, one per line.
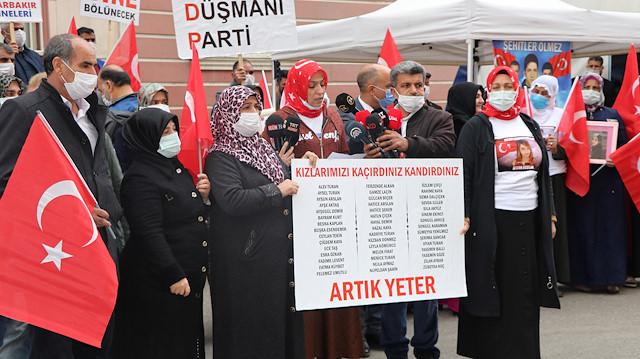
346, 120, 378, 150
283, 115, 301, 151
355, 110, 370, 127
336, 93, 357, 115
387, 108, 403, 131
265, 113, 285, 151
366, 113, 398, 158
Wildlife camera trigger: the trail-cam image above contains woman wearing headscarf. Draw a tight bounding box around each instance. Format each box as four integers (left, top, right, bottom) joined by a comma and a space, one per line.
456, 66, 560, 358
566, 73, 628, 294
447, 81, 485, 138
0, 72, 24, 98
137, 83, 169, 110
115, 108, 210, 359
529, 75, 570, 285
266, 59, 364, 359
205, 86, 317, 358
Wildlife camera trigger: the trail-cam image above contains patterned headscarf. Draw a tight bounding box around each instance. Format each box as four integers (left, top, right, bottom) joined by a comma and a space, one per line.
580, 73, 605, 113
137, 83, 168, 109
209, 86, 284, 184
281, 59, 328, 117
482, 66, 524, 120
0, 73, 24, 97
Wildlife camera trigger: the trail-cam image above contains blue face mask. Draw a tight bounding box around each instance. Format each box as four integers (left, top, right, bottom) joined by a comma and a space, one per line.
530, 93, 549, 109
157, 132, 181, 158
373, 86, 395, 108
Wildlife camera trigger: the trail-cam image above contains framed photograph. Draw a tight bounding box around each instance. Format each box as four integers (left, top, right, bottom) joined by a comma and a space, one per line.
586, 121, 619, 164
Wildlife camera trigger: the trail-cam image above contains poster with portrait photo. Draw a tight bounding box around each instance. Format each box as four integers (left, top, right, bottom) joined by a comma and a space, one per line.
492, 40, 571, 108
539, 126, 556, 139
495, 137, 542, 172
586, 121, 619, 164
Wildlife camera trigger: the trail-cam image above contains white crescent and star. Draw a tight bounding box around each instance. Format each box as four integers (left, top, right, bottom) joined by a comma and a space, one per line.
557, 58, 567, 71
498, 142, 510, 153
184, 91, 196, 123
131, 54, 141, 84
566, 110, 587, 144
37, 180, 98, 270
637, 156, 640, 174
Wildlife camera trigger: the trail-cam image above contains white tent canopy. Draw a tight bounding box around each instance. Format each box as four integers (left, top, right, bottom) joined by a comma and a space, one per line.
272, 0, 640, 80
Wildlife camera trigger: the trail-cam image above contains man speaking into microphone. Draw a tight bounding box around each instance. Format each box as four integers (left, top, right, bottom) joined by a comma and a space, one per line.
363, 60, 455, 359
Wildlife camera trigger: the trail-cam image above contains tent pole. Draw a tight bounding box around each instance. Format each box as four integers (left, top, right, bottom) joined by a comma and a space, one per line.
466, 39, 474, 82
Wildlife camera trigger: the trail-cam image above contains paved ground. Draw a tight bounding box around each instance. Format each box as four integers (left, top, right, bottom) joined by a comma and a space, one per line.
203, 283, 640, 358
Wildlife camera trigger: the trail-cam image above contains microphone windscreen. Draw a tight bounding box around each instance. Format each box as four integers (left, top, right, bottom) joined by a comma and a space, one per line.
345, 120, 371, 144
355, 110, 371, 127
335, 93, 357, 114
372, 108, 389, 127
265, 113, 285, 151
365, 113, 384, 139
284, 115, 301, 147
387, 109, 403, 130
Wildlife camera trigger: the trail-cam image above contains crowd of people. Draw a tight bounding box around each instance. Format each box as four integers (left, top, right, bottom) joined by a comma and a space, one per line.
0, 22, 637, 359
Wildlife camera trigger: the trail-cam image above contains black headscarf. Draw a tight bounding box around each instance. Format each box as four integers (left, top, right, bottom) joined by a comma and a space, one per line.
123, 108, 179, 157
447, 82, 484, 137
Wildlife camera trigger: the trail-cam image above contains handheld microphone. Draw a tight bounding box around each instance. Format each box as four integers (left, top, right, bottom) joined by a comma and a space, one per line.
366, 113, 399, 158
335, 93, 357, 114
283, 115, 301, 151
265, 114, 285, 151
387, 108, 403, 131
345, 121, 376, 147
355, 110, 370, 127
371, 108, 389, 127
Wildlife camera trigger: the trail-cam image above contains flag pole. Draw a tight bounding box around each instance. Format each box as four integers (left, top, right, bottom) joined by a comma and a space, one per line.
238, 54, 244, 85
198, 139, 203, 174
9, 22, 14, 43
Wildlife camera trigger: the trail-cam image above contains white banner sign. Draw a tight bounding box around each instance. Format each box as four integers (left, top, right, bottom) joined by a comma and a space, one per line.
171, 0, 298, 59
292, 158, 467, 311
0, 1, 42, 22
80, 0, 140, 26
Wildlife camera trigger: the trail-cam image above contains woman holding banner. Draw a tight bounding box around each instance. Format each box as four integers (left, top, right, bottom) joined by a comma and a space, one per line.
456, 66, 560, 358
205, 86, 317, 358
566, 73, 628, 294
115, 108, 211, 359
268, 59, 364, 359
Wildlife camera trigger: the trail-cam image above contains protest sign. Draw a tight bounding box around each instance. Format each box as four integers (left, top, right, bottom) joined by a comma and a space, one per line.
171, 0, 298, 59
0, 1, 42, 22
291, 158, 467, 310
493, 40, 571, 107
80, 0, 140, 26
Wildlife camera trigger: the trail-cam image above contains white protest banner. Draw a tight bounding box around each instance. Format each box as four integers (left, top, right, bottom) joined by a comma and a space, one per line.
292, 158, 467, 310
80, 0, 140, 26
171, 0, 298, 59
0, 1, 42, 22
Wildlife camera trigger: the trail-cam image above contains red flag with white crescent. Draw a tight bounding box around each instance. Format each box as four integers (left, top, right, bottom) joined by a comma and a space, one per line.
493, 47, 515, 67
177, 46, 213, 178
557, 79, 590, 196
610, 133, 640, 211
105, 21, 140, 91
377, 28, 403, 69
612, 44, 640, 140
0, 113, 117, 347
548, 50, 571, 78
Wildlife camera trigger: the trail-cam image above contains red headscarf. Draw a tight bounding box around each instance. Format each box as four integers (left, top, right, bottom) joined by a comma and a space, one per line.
281, 59, 328, 117
482, 65, 525, 120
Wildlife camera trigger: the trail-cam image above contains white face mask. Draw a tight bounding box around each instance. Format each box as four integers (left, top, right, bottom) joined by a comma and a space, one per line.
244, 74, 255, 86
100, 89, 113, 107
488, 90, 517, 112
582, 89, 602, 106
585, 68, 601, 75
397, 94, 424, 114
14, 29, 26, 48
148, 103, 171, 113
233, 112, 261, 137
157, 132, 181, 158
0, 62, 14, 76
61, 59, 97, 100
423, 86, 431, 101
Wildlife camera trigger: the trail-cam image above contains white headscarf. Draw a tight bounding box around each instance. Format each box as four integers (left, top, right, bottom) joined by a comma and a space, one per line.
530, 75, 558, 124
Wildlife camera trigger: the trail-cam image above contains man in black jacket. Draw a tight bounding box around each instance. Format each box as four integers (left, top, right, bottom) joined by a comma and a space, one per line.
364, 61, 455, 359
0, 33, 121, 359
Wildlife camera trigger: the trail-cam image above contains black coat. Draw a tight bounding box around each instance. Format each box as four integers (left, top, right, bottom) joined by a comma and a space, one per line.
456, 112, 560, 317
405, 105, 456, 158
116, 152, 209, 359
205, 151, 304, 359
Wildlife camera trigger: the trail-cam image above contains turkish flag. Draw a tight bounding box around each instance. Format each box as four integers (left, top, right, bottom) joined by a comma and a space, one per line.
557, 80, 590, 196
611, 134, 640, 211
0, 113, 117, 347
177, 46, 213, 178
495, 140, 517, 158
493, 47, 515, 67
377, 28, 403, 69
105, 21, 140, 92
612, 44, 640, 140
258, 70, 272, 109
548, 50, 571, 78
68, 16, 77, 35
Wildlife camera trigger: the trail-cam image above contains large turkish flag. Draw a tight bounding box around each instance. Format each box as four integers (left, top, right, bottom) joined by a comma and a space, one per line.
0, 113, 117, 347
105, 21, 140, 92
611, 134, 640, 212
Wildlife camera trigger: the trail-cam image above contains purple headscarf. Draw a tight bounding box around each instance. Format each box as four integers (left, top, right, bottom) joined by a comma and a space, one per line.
209, 86, 285, 184
580, 73, 605, 113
